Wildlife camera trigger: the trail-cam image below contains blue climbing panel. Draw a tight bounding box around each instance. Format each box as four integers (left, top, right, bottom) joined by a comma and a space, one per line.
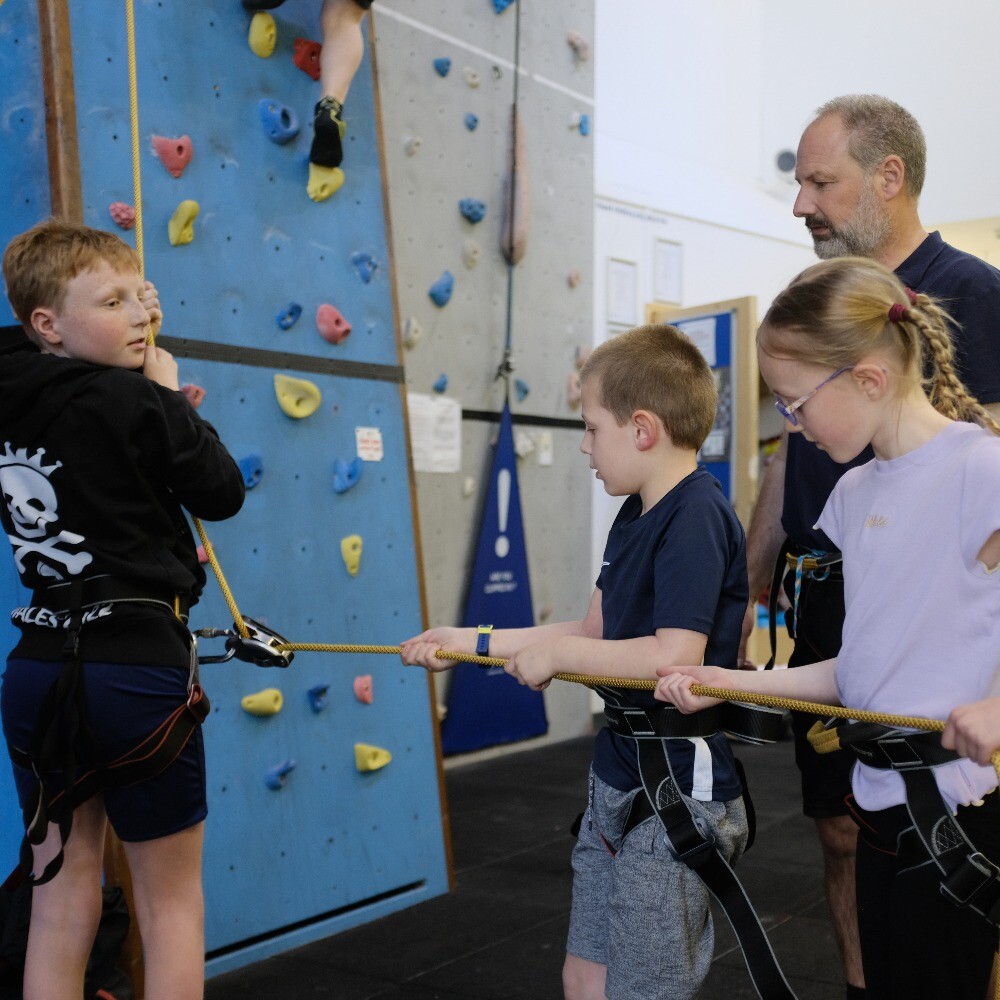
0, 0, 448, 973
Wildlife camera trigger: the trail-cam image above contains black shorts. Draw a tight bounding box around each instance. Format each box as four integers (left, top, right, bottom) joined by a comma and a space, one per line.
1, 657, 207, 842
783, 566, 852, 819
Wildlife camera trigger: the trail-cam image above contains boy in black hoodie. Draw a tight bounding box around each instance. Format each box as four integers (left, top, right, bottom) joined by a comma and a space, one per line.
0, 219, 244, 1000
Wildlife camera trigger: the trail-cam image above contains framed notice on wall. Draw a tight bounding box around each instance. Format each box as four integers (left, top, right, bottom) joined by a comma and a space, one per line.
606, 258, 638, 326
653, 239, 682, 304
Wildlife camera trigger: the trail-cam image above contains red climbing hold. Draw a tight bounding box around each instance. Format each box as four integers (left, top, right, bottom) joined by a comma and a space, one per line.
151, 134, 193, 178
108, 202, 136, 230
317, 304, 352, 345
293, 37, 322, 81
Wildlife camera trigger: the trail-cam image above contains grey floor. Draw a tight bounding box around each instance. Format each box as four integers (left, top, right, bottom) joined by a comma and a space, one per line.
205, 732, 845, 999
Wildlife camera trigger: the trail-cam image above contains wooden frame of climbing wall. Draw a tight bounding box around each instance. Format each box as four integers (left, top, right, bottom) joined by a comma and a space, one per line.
0, 0, 451, 977
645, 297, 759, 527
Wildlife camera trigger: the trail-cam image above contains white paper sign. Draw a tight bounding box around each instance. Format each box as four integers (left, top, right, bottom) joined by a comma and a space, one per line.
355, 426, 384, 461
675, 316, 717, 367
407, 393, 462, 473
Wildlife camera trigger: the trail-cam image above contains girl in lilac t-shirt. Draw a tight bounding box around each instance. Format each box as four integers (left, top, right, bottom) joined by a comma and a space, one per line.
656, 256, 1000, 999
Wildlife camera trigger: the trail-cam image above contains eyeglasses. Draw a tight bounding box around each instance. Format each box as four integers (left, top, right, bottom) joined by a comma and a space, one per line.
773, 366, 854, 426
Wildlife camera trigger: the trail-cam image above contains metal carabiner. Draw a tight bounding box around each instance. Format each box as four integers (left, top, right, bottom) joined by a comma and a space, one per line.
192, 617, 294, 668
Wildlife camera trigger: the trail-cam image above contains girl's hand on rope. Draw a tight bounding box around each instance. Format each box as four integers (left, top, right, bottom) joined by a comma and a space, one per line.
140, 280, 163, 341
399, 627, 473, 672
143, 343, 179, 391
504, 639, 559, 691
654, 663, 729, 713
942, 696, 1000, 767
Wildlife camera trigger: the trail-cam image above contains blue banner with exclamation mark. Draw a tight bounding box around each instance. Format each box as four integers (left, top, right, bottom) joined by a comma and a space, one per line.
440, 403, 548, 753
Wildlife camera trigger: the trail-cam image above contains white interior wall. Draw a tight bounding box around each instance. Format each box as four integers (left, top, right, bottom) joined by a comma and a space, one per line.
588, 1, 1000, 695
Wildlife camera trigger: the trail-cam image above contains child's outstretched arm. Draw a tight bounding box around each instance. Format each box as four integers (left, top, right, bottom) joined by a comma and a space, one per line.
399, 589, 604, 678
655, 659, 840, 714
942, 697, 1000, 766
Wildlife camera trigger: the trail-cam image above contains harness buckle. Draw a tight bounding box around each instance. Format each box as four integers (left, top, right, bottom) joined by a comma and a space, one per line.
940, 851, 1000, 909
665, 814, 717, 864
193, 617, 294, 668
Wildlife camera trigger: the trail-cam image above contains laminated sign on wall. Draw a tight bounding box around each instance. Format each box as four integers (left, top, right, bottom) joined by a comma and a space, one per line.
441, 404, 547, 753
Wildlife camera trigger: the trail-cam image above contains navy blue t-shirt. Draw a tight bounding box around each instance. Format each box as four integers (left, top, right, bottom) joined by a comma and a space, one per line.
591, 469, 748, 798
783, 232, 1000, 550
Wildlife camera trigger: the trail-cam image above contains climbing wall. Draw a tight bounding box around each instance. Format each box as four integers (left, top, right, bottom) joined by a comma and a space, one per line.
0, 0, 52, 870
371, 1, 597, 742
0, 0, 448, 973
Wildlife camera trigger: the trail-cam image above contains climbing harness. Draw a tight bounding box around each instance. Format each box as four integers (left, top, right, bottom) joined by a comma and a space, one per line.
599, 686, 796, 1000
836, 721, 1000, 928
3, 577, 208, 890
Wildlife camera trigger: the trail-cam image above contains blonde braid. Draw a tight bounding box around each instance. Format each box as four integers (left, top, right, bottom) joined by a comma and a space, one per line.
907, 294, 1000, 436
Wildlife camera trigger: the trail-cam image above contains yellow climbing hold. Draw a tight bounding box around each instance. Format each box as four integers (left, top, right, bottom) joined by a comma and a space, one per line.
248, 11, 277, 57
307, 163, 345, 203
354, 743, 392, 773
168, 200, 200, 246
274, 373, 322, 419
341, 534, 362, 577
241, 687, 284, 716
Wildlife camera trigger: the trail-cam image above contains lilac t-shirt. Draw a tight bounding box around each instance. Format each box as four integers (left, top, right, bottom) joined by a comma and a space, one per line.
817, 421, 1000, 813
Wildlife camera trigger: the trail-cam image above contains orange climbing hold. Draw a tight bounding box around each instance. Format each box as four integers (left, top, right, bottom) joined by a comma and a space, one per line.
353, 675, 374, 705
151, 134, 193, 178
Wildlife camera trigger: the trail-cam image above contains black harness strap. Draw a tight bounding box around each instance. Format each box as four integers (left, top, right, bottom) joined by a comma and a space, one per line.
839, 722, 1000, 928
5, 578, 201, 889
599, 693, 797, 1000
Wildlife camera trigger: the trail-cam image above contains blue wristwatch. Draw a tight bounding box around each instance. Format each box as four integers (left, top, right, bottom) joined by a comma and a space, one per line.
476, 624, 493, 656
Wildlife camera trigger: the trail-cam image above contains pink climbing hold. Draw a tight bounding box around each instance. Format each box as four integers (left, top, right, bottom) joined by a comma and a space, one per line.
293, 37, 322, 80
317, 304, 351, 345
353, 675, 374, 705
181, 383, 206, 409
151, 135, 193, 179
108, 202, 135, 231
196, 545, 209, 564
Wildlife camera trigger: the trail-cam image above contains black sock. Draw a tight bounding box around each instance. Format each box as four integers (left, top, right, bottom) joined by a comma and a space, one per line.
845, 985, 866, 1000
311, 97, 345, 169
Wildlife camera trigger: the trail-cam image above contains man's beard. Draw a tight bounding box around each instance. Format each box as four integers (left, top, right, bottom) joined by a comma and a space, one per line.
808, 184, 891, 260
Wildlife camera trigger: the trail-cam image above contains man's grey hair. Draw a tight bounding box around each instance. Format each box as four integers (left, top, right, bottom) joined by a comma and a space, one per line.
815, 94, 926, 199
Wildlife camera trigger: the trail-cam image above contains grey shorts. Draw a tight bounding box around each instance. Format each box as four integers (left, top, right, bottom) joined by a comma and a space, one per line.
567, 769, 748, 1000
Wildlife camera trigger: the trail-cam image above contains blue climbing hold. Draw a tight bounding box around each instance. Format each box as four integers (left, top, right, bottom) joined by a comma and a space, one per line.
515, 378, 530, 402
465, 113, 479, 131
332, 456, 363, 494
493, 0, 515, 12
433, 57, 451, 77
276, 302, 302, 330
258, 99, 300, 144
428, 271, 454, 307
264, 759, 296, 790
433, 373, 448, 394
579, 114, 590, 136
238, 454, 264, 490
350, 251, 377, 284
459, 198, 486, 224
307, 685, 330, 713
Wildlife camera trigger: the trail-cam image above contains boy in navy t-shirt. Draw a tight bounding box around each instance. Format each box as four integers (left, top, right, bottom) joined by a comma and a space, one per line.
401, 325, 750, 1000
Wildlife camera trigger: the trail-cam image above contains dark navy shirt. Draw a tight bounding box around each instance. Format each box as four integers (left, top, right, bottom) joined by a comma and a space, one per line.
783, 232, 1000, 550
592, 469, 748, 798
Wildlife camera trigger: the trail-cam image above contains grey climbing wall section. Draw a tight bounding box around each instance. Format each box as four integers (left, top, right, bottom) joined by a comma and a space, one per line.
0, 0, 448, 973
372, 0, 596, 741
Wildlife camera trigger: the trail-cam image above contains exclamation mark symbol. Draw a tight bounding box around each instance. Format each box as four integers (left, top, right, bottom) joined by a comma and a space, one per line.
495, 468, 511, 557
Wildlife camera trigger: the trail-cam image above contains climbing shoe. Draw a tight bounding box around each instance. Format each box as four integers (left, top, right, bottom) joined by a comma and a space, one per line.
242, 0, 286, 10
311, 96, 346, 169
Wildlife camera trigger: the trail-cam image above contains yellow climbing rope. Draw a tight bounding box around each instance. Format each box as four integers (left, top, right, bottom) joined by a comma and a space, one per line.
124, 0, 250, 639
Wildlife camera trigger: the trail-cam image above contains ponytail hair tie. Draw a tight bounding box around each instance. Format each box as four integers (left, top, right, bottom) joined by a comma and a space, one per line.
888, 302, 908, 323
